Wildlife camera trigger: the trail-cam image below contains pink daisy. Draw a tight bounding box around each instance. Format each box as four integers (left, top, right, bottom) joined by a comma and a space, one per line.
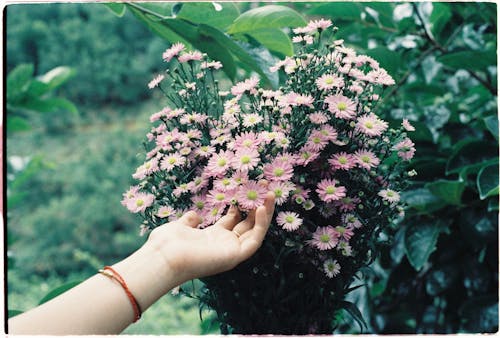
307, 18, 332, 31
162, 42, 185, 62
121, 185, 140, 206
323, 259, 341, 278
393, 138, 416, 160
305, 130, 329, 152
334, 225, 354, 241
356, 113, 389, 137
173, 183, 190, 197
231, 131, 262, 150
125, 192, 155, 213
205, 150, 234, 177
231, 76, 259, 96
335, 196, 360, 212
189, 176, 208, 193
296, 147, 320, 166
242, 113, 263, 127
191, 194, 207, 212
132, 158, 159, 180
157, 205, 175, 219
160, 153, 186, 171
276, 211, 303, 231
202, 205, 225, 227
318, 125, 338, 142
263, 159, 294, 182
324, 94, 357, 119
201, 60, 223, 69
231, 148, 260, 172
316, 179, 347, 203
315, 73, 344, 91
402, 119, 416, 131
328, 152, 356, 171
354, 149, 380, 169
378, 189, 401, 203
309, 112, 329, 124
343, 213, 362, 228
236, 180, 267, 210
268, 181, 295, 205
178, 51, 203, 63
213, 177, 238, 192
148, 74, 164, 89
195, 145, 216, 158
366, 68, 395, 86
310, 226, 339, 250
206, 189, 232, 207
337, 240, 353, 256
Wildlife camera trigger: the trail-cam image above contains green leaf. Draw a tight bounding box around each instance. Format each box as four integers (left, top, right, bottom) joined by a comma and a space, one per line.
364, 2, 396, 28
425, 179, 465, 205
429, 2, 452, 40
307, 2, 362, 21
401, 188, 447, 213
340, 300, 367, 332
8, 309, 23, 318
19, 97, 78, 114
404, 221, 441, 271
38, 66, 76, 91
227, 5, 306, 34
38, 281, 82, 305
437, 50, 496, 72
176, 2, 239, 31
364, 47, 401, 77
477, 162, 499, 200
7, 63, 34, 100
446, 139, 498, 175
488, 198, 499, 211
7, 116, 31, 132
483, 115, 498, 140
246, 28, 293, 57
104, 3, 126, 17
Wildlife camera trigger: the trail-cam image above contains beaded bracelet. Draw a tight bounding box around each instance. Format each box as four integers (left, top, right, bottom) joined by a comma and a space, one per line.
98, 266, 142, 322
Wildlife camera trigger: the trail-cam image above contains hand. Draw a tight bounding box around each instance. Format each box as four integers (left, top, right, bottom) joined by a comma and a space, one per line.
145, 192, 275, 285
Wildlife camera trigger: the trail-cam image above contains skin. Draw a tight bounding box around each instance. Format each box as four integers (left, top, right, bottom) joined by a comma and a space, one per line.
8, 192, 275, 335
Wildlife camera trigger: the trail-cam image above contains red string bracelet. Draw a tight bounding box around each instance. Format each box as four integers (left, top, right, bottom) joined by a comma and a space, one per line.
98, 266, 142, 322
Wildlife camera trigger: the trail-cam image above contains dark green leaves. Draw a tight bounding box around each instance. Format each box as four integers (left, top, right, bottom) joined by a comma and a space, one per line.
404, 221, 442, 271
446, 139, 498, 175
307, 2, 362, 21
339, 301, 368, 332
437, 50, 496, 72
477, 163, 499, 200
175, 2, 239, 31
227, 5, 306, 34
6, 63, 34, 101
426, 179, 465, 205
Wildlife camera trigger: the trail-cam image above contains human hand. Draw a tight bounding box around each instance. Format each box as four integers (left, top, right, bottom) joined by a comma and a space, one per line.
145, 192, 275, 285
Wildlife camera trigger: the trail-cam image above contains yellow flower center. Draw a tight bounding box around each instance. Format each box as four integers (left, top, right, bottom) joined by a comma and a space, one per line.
247, 190, 258, 201
337, 102, 347, 111
325, 186, 336, 194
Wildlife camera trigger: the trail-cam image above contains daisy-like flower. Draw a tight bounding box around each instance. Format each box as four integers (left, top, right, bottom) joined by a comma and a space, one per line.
318, 125, 338, 141
378, 189, 401, 203
242, 113, 263, 127
323, 259, 341, 278
231, 76, 259, 96
309, 112, 329, 124
231, 131, 262, 150
263, 159, 294, 182
157, 205, 175, 219
333, 196, 360, 212
324, 94, 357, 119
132, 158, 159, 180
281, 92, 314, 107
207, 189, 232, 207
268, 181, 294, 205
148, 74, 164, 89
305, 130, 328, 152
315, 73, 344, 91
276, 211, 303, 231
328, 152, 356, 170
191, 195, 207, 212
316, 179, 347, 203
121, 185, 140, 206
296, 147, 320, 166
195, 145, 216, 158
232, 148, 260, 172
356, 113, 389, 137
366, 68, 395, 86
160, 153, 186, 171
354, 149, 380, 169
343, 213, 362, 228
334, 225, 354, 241
162, 42, 185, 62
337, 240, 353, 256
393, 138, 416, 160
202, 205, 225, 226
214, 177, 238, 192
236, 180, 268, 210
178, 51, 203, 63
307, 18, 333, 31
173, 183, 190, 197
402, 119, 416, 131
206, 150, 234, 177
201, 60, 223, 69
125, 192, 155, 213
310, 226, 339, 250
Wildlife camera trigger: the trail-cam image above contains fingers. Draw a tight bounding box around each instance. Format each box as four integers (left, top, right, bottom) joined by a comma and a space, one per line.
213, 205, 242, 230
178, 210, 202, 228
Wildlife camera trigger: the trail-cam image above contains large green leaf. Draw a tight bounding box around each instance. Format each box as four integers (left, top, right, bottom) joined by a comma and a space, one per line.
446, 138, 498, 175
7, 116, 31, 132
227, 5, 306, 34
307, 2, 362, 21
340, 300, 367, 332
18, 97, 78, 114
425, 179, 465, 205
246, 28, 293, 57
429, 2, 452, 41
477, 162, 499, 200
104, 3, 126, 17
483, 115, 499, 140
175, 2, 239, 31
405, 221, 441, 271
401, 187, 447, 213
437, 50, 496, 72
7, 63, 34, 100
364, 2, 396, 28
38, 281, 82, 305
38, 66, 76, 91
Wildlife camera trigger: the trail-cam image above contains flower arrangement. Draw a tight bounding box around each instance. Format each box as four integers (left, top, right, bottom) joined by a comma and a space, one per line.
123, 19, 415, 334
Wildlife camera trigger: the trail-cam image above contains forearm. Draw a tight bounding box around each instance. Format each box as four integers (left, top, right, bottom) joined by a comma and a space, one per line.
8, 243, 178, 335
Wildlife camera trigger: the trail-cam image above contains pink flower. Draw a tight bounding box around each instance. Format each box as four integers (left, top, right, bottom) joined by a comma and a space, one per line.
121, 185, 140, 206
242, 113, 263, 127
207, 189, 232, 207
333, 196, 360, 212
402, 119, 415, 131
125, 192, 155, 213
393, 138, 416, 160
343, 213, 362, 228
162, 42, 185, 62
307, 18, 332, 31
201, 60, 223, 69
133, 158, 159, 180
296, 147, 320, 166
310, 226, 339, 250
318, 125, 338, 141
157, 205, 175, 219
276, 211, 303, 231
148, 74, 164, 89
305, 130, 328, 152
338, 240, 353, 256
378, 189, 401, 203
173, 183, 190, 197
323, 259, 341, 278
315, 73, 344, 91
205, 150, 234, 177
231, 131, 262, 150
281, 92, 314, 107
366, 68, 395, 86
354, 149, 380, 169
202, 205, 225, 227
328, 152, 356, 171
160, 153, 186, 171
178, 51, 203, 63
191, 195, 207, 211
231, 76, 259, 96
268, 181, 294, 205
263, 159, 294, 182
316, 179, 347, 202
236, 180, 268, 210
333, 225, 354, 241
214, 177, 238, 192
324, 94, 357, 119
356, 113, 388, 137
195, 145, 216, 158
231, 148, 260, 172
309, 112, 329, 124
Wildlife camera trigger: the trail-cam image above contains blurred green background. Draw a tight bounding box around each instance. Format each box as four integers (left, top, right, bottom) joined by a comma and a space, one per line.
6, 2, 498, 334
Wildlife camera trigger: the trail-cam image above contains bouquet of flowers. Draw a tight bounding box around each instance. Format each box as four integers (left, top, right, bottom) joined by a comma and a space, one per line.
123, 19, 415, 334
